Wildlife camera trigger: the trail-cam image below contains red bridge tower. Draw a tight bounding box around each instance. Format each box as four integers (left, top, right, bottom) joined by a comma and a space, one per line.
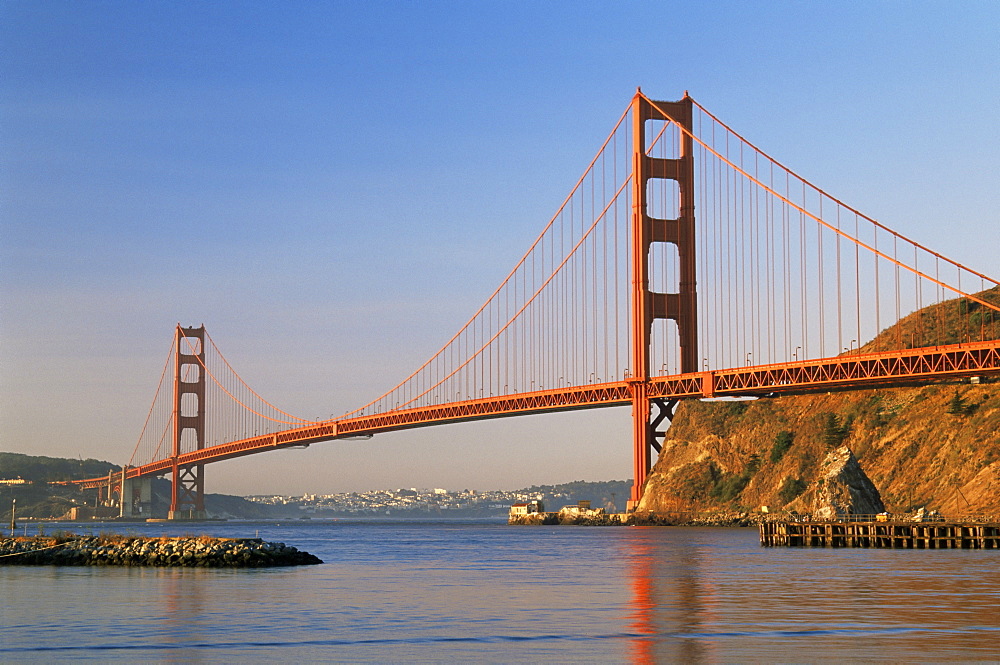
628, 92, 697, 509
170, 325, 207, 520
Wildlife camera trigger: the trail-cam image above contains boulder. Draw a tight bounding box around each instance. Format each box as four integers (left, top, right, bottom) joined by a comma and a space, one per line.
812, 445, 886, 520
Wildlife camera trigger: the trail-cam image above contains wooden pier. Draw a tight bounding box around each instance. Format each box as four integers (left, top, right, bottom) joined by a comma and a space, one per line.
760, 520, 1000, 548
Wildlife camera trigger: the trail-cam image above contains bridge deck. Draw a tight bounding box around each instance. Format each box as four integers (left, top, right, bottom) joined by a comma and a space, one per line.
72, 339, 1000, 488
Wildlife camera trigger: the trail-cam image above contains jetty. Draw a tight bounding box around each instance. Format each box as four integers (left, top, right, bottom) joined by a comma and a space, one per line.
0, 534, 323, 566
760, 517, 1000, 549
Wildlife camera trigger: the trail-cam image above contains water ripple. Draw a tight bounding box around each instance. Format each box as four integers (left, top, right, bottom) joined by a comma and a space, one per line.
4, 625, 1000, 654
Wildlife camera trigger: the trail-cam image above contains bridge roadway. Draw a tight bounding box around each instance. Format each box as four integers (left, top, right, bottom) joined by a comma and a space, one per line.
76, 339, 1000, 489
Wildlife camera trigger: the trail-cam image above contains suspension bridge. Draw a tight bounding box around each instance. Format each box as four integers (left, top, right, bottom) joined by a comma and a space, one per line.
74, 90, 1000, 519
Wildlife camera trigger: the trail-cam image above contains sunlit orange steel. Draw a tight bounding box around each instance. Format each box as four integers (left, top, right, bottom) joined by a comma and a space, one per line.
73, 339, 1000, 494
628, 91, 697, 508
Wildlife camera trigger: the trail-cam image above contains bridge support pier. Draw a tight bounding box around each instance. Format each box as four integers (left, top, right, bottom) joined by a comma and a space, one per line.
168, 465, 207, 521
120, 476, 152, 518
169, 325, 208, 521
628, 91, 696, 510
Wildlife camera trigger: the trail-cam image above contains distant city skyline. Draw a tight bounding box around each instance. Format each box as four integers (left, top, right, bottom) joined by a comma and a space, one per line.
3, 2, 999, 494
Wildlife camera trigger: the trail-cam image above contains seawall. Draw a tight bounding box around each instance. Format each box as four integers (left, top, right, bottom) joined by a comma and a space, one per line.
0, 535, 322, 567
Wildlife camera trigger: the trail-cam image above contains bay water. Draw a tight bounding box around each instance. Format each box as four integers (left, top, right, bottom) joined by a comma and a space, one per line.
2, 520, 998, 662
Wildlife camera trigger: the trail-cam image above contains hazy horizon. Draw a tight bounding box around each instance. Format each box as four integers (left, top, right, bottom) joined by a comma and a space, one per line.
3, 1, 999, 495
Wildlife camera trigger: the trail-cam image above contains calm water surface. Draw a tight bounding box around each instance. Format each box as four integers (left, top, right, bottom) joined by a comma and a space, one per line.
2, 521, 998, 662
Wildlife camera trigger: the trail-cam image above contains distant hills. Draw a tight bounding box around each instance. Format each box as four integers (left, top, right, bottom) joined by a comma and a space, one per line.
0, 452, 118, 484
0, 451, 630, 521
0, 454, 290, 521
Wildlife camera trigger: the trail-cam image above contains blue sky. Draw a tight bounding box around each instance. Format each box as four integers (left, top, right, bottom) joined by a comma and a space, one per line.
3, 1, 999, 495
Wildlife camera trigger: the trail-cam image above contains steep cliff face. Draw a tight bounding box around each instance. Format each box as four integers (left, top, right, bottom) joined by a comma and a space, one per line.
639, 287, 1000, 516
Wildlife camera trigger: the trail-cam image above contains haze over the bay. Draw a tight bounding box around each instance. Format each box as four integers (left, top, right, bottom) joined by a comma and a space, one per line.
3, 2, 999, 494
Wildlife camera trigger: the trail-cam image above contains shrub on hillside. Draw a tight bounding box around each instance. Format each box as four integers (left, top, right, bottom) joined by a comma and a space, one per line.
777, 477, 808, 505
770, 431, 794, 463
947, 390, 974, 416
821, 413, 850, 448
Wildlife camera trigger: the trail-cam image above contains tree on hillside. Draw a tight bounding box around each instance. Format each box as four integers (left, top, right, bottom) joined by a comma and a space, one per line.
947, 391, 969, 416
821, 413, 849, 448
770, 430, 794, 463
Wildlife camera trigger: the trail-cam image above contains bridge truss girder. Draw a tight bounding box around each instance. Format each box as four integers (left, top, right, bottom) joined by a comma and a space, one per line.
72, 339, 1000, 500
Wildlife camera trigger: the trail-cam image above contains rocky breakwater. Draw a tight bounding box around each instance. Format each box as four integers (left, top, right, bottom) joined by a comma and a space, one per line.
0, 535, 322, 567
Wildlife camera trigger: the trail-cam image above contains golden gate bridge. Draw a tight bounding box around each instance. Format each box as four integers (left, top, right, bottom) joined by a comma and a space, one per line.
74, 91, 1000, 518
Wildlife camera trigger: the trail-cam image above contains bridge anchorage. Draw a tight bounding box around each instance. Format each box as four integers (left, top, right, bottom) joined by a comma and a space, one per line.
75, 91, 1000, 517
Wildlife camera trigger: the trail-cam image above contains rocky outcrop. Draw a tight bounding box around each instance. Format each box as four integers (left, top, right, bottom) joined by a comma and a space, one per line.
556, 505, 608, 524
0, 535, 322, 567
507, 513, 558, 525
808, 445, 886, 519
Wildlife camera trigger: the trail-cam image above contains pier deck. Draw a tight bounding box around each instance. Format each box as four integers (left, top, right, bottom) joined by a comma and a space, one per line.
760, 520, 1000, 548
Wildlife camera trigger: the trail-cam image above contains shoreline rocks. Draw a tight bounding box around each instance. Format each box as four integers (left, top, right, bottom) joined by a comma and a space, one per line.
508, 511, 765, 527
0, 535, 322, 567
626, 511, 765, 527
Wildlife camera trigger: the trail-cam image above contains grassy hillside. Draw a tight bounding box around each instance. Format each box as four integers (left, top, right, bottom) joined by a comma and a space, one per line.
639, 287, 1000, 516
